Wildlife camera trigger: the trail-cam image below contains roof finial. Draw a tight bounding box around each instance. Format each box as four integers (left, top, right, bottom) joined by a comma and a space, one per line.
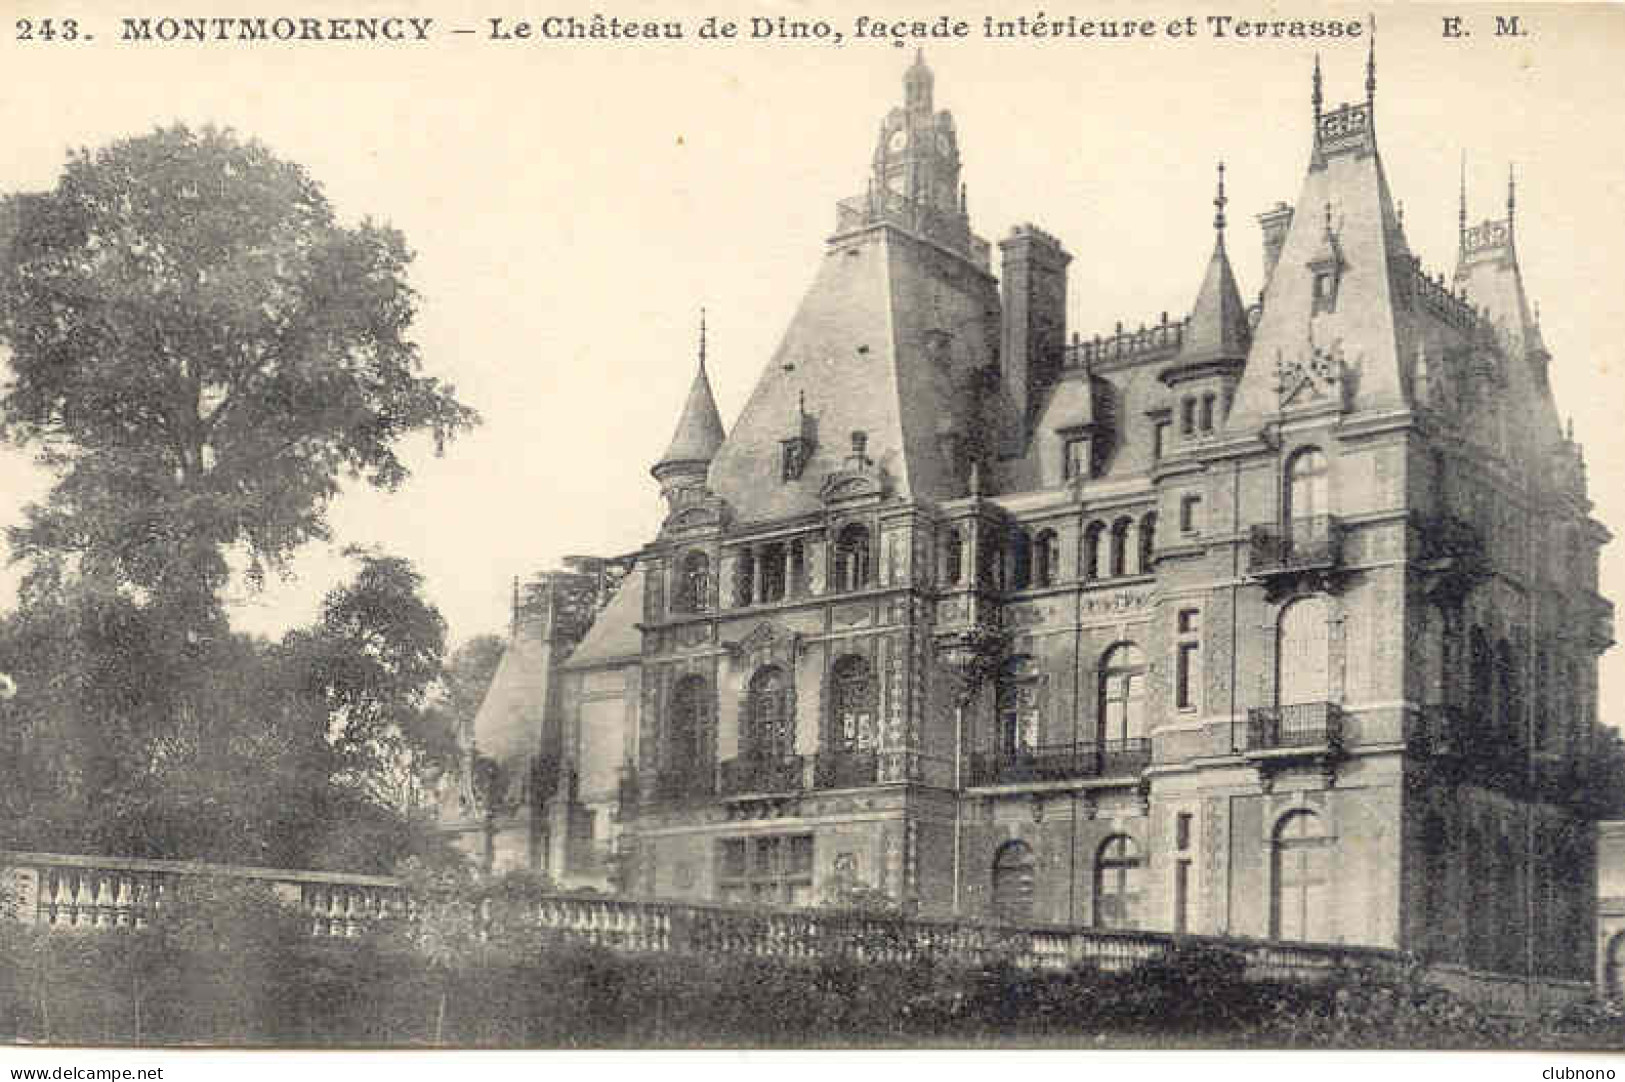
1507, 162, 1517, 232
698, 307, 708, 375
1365, 15, 1377, 105
1458, 151, 1468, 244
1213, 160, 1228, 241
1312, 54, 1323, 123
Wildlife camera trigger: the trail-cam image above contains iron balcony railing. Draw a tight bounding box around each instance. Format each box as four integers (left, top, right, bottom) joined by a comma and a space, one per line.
719, 753, 805, 796
1247, 515, 1343, 576
813, 749, 879, 790
1235, 703, 1343, 754
967, 739, 1151, 787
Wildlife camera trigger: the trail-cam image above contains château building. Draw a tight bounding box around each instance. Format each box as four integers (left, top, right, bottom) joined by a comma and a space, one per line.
443, 51, 1614, 978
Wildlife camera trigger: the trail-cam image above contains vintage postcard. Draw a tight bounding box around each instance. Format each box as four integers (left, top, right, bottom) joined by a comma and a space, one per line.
1, 0, 1624, 1070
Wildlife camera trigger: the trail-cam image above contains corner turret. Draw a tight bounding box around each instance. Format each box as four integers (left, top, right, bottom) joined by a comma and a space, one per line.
651, 311, 726, 507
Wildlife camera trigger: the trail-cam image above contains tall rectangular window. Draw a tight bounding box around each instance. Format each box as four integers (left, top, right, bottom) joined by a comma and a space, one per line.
1174, 860, 1191, 934
1065, 438, 1091, 480
1153, 420, 1171, 462
1180, 494, 1203, 535
1176, 609, 1202, 711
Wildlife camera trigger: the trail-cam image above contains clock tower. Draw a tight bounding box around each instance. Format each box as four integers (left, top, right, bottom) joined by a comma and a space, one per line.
872, 51, 963, 216
836, 52, 985, 268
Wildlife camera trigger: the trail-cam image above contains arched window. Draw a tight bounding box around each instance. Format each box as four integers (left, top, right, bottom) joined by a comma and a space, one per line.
668, 676, 711, 780
830, 655, 877, 753
733, 549, 755, 607
834, 524, 871, 592
980, 528, 1005, 590
1277, 596, 1330, 706
744, 666, 792, 760
1272, 810, 1331, 942
943, 527, 964, 586
991, 840, 1036, 923
1469, 628, 1493, 728
1094, 835, 1142, 929
1083, 522, 1106, 581
1138, 513, 1156, 574
997, 656, 1041, 756
1033, 530, 1059, 588
1285, 447, 1330, 522
759, 542, 787, 603
676, 551, 710, 614
1099, 643, 1146, 745
1010, 530, 1033, 590
1109, 518, 1131, 577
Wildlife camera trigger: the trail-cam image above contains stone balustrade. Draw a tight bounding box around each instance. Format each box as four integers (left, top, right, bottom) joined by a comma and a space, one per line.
0, 850, 1594, 1014
1, 850, 404, 937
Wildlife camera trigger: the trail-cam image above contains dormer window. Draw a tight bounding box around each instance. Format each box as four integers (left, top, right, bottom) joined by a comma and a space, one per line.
1065, 437, 1092, 481
781, 438, 808, 482
1306, 205, 1344, 314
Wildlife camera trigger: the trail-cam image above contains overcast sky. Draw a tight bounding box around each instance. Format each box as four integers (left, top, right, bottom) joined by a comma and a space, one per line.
1, 1, 1622, 716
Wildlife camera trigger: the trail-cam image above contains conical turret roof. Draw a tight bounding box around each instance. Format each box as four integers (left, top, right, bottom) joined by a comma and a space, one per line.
1182, 166, 1251, 365
653, 360, 725, 477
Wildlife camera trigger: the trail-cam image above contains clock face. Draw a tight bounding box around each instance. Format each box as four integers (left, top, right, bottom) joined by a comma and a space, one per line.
888, 127, 908, 153
886, 172, 906, 196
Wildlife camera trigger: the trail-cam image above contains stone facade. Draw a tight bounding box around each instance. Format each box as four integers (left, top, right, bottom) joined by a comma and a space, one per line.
450, 53, 1613, 981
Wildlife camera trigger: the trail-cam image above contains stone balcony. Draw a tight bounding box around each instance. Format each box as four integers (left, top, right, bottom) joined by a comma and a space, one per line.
967, 739, 1151, 788
1247, 515, 1344, 579
719, 753, 805, 797
1235, 703, 1344, 755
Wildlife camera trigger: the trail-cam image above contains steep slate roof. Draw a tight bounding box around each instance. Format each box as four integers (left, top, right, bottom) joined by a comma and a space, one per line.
1453, 187, 1564, 451
654, 360, 726, 475
563, 570, 645, 670
1182, 237, 1251, 367
705, 227, 1000, 522
469, 618, 552, 764
1225, 79, 1411, 433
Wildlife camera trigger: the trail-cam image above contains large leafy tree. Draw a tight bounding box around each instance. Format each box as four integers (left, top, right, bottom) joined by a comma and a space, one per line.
0, 123, 476, 611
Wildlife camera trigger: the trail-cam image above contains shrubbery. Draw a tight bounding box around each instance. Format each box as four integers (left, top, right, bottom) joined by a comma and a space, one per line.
4, 881, 1625, 1048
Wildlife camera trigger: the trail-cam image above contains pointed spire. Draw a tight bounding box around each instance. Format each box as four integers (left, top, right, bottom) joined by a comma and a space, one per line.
1365, 15, 1377, 105
1179, 163, 1251, 366
905, 48, 934, 112
652, 309, 727, 480
1507, 161, 1517, 235
1312, 54, 1323, 124
698, 306, 708, 375
1458, 151, 1468, 244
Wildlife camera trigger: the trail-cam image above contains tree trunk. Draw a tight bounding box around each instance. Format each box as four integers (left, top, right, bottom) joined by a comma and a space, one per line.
433, 984, 447, 1046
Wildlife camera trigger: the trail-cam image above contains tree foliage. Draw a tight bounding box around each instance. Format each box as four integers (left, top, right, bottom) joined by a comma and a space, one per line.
0, 123, 477, 607
0, 551, 463, 873
0, 124, 478, 874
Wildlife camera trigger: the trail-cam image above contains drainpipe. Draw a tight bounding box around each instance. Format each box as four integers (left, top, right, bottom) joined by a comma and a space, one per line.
952, 696, 964, 918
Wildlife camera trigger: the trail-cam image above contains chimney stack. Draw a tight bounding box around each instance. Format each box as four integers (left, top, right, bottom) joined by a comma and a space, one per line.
999, 223, 1072, 435
1257, 202, 1295, 290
